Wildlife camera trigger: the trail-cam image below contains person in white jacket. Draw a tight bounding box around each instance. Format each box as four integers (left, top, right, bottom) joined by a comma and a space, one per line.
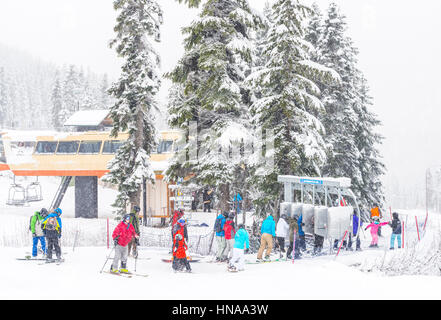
275, 214, 290, 258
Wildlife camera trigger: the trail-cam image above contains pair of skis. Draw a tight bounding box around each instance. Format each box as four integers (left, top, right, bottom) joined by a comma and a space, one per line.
102, 270, 149, 278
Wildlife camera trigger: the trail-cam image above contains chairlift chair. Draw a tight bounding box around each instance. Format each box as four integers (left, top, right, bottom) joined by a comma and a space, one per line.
7, 183, 27, 206
26, 178, 43, 202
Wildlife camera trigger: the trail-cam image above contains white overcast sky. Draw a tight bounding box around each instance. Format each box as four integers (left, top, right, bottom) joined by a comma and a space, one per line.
1, 0, 441, 201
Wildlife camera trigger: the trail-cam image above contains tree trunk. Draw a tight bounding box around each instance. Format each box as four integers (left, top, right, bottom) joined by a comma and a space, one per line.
219, 183, 230, 213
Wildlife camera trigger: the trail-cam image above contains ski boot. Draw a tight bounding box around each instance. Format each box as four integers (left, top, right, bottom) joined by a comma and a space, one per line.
264, 255, 271, 262
119, 262, 130, 274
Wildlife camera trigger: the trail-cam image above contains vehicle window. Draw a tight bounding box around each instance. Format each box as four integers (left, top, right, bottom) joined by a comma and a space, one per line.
102, 140, 124, 154
78, 141, 102, 154
56, 141, 79, 154
157, 140, 173, 154
35, 141, 58, 154
11, 141, 36, 156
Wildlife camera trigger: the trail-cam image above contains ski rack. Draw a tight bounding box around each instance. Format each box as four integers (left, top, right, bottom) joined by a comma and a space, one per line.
277, 175, 361, 215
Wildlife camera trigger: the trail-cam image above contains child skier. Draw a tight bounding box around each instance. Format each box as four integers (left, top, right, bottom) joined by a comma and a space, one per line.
111, 214, 139, 274
172, 233, 192, 273
388, 212, 402, 249
228, 224, 249, 272
364, 217, 389, 248
30, 208, 48, 258
41, 208, 63, 261
223, 213, 236, 262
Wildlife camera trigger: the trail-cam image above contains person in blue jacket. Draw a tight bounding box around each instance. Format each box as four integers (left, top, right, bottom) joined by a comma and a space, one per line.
214, 212, 228, 262
347, 210, 362, 251
297, 213, 306, 251
228, 224, 249, 272
256, 215, 276, 261
42, 208, 63, 261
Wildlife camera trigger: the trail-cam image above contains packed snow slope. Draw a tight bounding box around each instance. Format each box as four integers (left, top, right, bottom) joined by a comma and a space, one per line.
0, 174, 440, 300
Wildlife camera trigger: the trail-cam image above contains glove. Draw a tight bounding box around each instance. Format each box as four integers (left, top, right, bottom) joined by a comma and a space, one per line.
135, 238, 140, 246
114, 237, 119, 246
244, 248, 249, 254
58, 232, 62, 239
32, 233, 37, 238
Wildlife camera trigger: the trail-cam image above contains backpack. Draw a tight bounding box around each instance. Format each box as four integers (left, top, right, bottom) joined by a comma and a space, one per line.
214, 217, 223, 233
44, 216, 57, 231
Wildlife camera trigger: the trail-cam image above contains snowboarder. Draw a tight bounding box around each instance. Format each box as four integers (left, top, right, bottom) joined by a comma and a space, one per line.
287, 215, 300, 259
110, 214, 139, 274
127, 205, 141, 258
223, 213, 236, 261
172, 233, 191, 273
228, 224, 249, 272
30, 208, 48, 258
214, 212, 228, 262
388, 212, 402, 249
365, 217, 389, 248
42, 207, 63, 261
275, 214, 289, 258
257, 214, 276, 262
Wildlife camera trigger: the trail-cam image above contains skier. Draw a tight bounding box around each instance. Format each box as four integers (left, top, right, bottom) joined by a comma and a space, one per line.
110, 214, 139, 274
275, 214, 289, 258
347, 210, 362, 251
256, 214, 276, 262
388, 212, 402, 250
228, 224, 249, 272
30, 208, 48, 258
127, 205, 141, 258
365, 217, 389, 248
287, 215, 300, 259
203, 188, 213, 212
297, 213, 306, 252
214, 211, 228, 262
172, 233, 192, 273
42, 208, 63, 262
223, 213, 236, 262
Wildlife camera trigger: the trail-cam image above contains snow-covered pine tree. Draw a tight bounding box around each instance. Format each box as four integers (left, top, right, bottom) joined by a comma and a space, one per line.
353, 73, 386, 211
100, 74, 110, 109
63, 65, 80, 119
246, 0, 339, 216
0, 67, 7, 127
309, 3, 363, 203
165, 0, 259, 212
307, 3, 385, 213
104, 0, 163, 215
51, 71, 64, 130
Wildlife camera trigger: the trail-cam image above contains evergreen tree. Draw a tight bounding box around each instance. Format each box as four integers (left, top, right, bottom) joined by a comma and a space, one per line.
63, 65, 80, 117
307, 3, 385, 213
0, 67, 7, 127
166, 0, 259, 211
104, 0, 163, 215
100, 74, 110, 109
51, 71, 64, 129
246, 0, 339, 216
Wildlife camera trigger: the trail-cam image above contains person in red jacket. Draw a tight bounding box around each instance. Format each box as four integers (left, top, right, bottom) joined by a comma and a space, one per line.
111, 214, 139, 274
223, 213, 236, 262
170, 209, 184, 252
172, 233, 191, 272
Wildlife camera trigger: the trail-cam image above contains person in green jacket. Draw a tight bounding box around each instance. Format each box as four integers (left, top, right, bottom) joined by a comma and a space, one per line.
128, 206, 141, 258
30, 208, 48, 258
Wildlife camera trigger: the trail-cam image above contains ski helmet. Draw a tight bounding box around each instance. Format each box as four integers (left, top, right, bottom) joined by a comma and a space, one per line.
133, 206, 140, 213
238, 224, 245, 229
55, 208, 62, 216
40, 208, 48, 218
123, 214, 131, 222
178, 218, 186, 226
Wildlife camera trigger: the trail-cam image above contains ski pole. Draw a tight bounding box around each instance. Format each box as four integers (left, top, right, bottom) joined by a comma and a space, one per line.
415, 216, 420, 241
100, 245, 116, 273
335, 230, 348, 259
402, 221, 405, 249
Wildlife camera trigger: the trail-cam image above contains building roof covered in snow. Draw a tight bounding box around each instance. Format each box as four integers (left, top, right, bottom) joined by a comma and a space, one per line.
64, 110, 112, 129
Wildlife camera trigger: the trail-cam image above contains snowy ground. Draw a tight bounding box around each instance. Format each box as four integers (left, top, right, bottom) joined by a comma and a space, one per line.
1, 173, 440, 300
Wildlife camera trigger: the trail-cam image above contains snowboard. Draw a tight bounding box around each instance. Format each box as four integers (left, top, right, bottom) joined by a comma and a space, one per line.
38, 258, 65, 265
17, 257, 47, 261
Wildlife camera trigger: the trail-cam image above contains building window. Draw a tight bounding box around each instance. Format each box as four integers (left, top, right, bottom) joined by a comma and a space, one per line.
78, 141, 102, 154
35, 141, 58, 154
56, 141, 80, 154
102, 140, 123, 154
156, 140, 173, 154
